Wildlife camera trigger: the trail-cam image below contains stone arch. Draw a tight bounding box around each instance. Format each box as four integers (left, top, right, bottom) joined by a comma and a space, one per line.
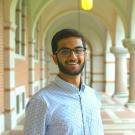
115, 15, 125, 47
130, 0, 135, 39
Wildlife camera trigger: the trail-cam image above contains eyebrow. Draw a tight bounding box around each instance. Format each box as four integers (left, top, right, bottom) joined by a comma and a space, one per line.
59, 46, 84, 50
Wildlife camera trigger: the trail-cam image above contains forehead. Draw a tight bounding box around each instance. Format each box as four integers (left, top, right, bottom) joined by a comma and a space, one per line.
57, 37, 83, 49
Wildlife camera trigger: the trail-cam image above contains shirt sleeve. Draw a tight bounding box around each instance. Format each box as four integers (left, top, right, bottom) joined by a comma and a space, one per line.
24, 96, 48, 135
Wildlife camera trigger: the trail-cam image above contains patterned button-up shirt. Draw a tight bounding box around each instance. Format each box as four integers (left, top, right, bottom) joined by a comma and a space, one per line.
24, 76, 104, 135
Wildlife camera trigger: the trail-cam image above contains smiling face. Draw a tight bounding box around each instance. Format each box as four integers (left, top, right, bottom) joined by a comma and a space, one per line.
53, 37, 86, 77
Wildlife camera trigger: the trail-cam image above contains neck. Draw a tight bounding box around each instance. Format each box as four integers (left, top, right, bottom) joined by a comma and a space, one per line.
58, 73, 81, 88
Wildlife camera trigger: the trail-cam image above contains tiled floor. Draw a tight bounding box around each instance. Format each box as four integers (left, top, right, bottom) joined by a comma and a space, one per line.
102, 94, 135, 135
1, 93, 135, 135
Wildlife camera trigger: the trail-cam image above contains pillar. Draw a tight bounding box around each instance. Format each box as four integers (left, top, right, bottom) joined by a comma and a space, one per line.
104, 52, 115, 96
0, 0, 5, 132
40, 47, 45, 88
4, 22, 17, 129
28, 39, 35, 97
111, 47, 128, 97
123, 39, 135, 106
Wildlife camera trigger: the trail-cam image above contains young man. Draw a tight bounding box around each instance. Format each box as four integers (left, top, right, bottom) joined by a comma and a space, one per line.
24, 29, 104, 135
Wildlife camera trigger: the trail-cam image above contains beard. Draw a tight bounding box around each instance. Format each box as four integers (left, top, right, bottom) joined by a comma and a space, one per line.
56, 58, 85, 76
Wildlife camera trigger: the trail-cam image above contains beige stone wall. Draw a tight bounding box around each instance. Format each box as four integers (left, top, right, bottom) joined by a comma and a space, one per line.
0, 0, 4, 113
15, 59, 29, 89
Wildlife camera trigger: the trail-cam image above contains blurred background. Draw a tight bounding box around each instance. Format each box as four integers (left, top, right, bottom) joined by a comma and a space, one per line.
0, 0, 135, 134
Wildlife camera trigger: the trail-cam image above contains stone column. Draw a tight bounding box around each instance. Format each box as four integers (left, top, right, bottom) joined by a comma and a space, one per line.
91, 54, 104, 92
4, 22, 17, 130
28, 39, 35, 97
104, 52, 115, 96
111, 47, 128, 97
82, 48, 91, 85
40, 47, 45, 88
123, 39, 135, 106
44, 47, 50, 85
85, 48, 91, 85
0, 0, 5, 133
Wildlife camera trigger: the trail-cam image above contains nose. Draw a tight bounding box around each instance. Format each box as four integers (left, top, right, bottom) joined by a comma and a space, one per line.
69, 50, 77, 58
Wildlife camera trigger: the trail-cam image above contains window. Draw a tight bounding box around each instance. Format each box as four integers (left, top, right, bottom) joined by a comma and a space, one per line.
16, 95, 20, 114
22, 93, 25, 109
15, 0, 26, 56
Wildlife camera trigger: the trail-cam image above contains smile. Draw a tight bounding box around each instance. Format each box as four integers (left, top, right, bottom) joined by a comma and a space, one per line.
67, 62, 77, 65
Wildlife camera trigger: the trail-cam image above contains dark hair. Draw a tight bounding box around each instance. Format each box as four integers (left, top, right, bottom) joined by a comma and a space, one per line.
51, 28, 86, 54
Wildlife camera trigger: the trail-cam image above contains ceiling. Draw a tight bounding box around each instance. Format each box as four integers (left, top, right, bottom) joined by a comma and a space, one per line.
8, 0, 135, 53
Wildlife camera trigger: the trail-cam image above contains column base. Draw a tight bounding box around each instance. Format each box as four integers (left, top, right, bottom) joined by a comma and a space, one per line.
112, 91, 129, 98
0, 113, 5, 134
125, 100, 135, 108
5, 110, 16, 130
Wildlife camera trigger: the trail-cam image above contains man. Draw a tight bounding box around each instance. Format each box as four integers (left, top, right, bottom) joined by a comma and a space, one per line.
24, 28, 104, 135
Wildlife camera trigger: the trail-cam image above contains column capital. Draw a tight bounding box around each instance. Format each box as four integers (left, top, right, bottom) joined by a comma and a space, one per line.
110, 47, 128, 57
123, 38, 135, 54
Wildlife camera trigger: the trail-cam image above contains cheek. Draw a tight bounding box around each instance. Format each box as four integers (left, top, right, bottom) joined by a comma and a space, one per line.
52, 55, 58, 64
80, 56, 85, 62
56, 55, 66, 64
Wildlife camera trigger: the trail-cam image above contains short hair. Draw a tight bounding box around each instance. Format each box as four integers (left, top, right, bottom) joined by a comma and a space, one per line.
51, 28, 86, 54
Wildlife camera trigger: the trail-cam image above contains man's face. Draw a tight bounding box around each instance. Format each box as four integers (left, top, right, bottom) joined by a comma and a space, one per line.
53, 37, 86, 76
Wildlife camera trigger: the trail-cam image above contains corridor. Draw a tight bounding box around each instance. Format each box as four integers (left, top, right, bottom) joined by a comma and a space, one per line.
1, 93, 135, 135
1, 0, 135, 134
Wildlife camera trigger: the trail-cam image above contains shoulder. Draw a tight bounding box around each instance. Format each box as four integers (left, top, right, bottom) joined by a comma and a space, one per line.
33, 81, 57, 97
26, 82, 57, 108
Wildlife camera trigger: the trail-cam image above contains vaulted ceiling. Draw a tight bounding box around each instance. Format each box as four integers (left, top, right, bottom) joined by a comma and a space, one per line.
8, 0, 135, 53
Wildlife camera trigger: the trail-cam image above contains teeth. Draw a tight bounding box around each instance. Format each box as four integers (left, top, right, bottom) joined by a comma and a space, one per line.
68, 62, 77, 64
66, 61, 78, 64
69, 63, 76, 64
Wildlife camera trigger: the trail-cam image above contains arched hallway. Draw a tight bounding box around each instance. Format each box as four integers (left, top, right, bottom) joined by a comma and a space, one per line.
1, 93, 135, 135
1, 0, 135, 134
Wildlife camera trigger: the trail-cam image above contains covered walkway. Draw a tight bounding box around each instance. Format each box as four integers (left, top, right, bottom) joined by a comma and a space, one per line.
1, 93, 135, 135
1, 0, 135, 134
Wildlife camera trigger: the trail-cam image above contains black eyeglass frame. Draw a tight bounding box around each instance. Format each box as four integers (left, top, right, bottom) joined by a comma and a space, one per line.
55, 47, 86, 56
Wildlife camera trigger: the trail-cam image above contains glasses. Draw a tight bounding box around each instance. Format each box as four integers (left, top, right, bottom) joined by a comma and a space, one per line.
55, 47, 86, 56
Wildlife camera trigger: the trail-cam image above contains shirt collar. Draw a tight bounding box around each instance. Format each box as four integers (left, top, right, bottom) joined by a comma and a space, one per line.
54, 75, 85, 94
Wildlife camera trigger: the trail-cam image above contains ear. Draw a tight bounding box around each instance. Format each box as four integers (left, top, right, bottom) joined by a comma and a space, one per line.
52, 54, 58, 65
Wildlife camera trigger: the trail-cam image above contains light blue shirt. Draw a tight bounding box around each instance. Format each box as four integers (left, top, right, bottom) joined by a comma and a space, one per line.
24, 76, 104, 135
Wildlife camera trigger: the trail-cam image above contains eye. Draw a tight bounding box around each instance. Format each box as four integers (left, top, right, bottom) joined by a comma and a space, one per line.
74, 48, 84, 54
59, 49, 70, 55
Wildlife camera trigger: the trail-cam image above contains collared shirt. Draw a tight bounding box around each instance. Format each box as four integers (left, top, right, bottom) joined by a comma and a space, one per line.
24, 76, 104, 135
